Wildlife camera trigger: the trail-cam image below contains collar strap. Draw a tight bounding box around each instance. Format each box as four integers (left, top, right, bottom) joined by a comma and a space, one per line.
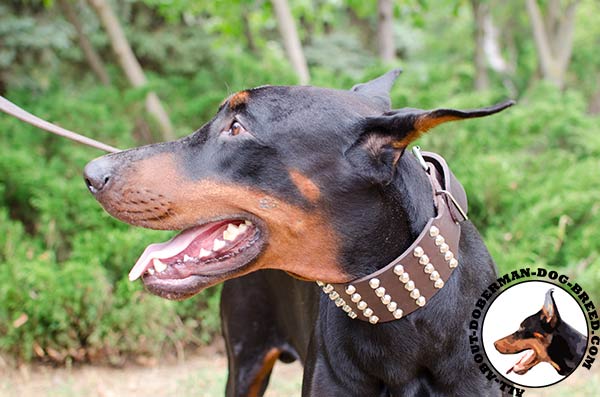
316, 150, 468, 324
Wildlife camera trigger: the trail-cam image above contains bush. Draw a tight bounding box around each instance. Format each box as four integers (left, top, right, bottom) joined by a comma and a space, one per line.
414, 83, 600, 279
0, 83, 224, 365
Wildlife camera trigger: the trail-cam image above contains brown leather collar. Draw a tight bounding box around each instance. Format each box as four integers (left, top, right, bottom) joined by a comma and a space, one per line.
316, 148, 468, 324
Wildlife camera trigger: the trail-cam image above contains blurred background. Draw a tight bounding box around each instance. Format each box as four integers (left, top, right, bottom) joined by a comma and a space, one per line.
0, 0, 599, 395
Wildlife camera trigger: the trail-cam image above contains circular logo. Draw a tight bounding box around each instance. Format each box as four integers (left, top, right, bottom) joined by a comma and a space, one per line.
482, 281, 588, 388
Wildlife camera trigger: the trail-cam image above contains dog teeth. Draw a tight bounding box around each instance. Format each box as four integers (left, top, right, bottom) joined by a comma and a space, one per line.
213, 239, 226, 251
148, 268, 155, 275
244, 220, 252, 226
223, 224, 240, 241
153, 258, 167, 273
199, 248, 211, 258
183, 254, 193, 262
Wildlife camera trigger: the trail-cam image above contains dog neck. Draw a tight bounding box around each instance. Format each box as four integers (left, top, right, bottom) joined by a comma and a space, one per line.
337, 153, 437, 279
391, 153, 438, 244
319, 150, 467, 323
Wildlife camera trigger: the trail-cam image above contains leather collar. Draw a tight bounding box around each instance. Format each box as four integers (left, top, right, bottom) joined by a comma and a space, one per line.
316, 149, 468, 324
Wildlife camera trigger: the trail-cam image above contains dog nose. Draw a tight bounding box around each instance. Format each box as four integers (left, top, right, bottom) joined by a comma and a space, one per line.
84, 157, 113, 194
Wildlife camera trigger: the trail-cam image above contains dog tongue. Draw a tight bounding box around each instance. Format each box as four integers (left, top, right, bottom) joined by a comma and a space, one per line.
128, 226, 209, 281
507, 349, 535, 374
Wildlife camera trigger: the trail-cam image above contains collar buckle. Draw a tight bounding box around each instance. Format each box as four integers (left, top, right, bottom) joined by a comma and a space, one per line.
436, 189, 469, 222
411, 145, 429, 171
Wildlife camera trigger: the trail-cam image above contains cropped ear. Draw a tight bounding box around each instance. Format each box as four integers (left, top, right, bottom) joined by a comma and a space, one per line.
345, 100, 515, 184
540, 289, 559, 329
365, 100, 515, 150
351, 68, 402, 111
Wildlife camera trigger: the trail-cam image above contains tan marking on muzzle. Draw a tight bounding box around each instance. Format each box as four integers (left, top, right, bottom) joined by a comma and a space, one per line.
99, 152, 349, 283
494, 334, 555, 373
289, 169, 320, 203
494, 334, 528, 354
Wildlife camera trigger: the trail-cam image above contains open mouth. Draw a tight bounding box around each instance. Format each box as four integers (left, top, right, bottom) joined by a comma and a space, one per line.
129, 217, 266, 300
507, 349, 536, 375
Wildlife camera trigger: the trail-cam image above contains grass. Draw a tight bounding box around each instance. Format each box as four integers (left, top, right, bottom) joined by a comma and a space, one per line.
0, 344, 597, 397
0, 345, 303, 397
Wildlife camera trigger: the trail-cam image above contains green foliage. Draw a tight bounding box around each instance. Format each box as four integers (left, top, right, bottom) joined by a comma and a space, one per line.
305, 32, 375, 78
0, 3, 74, 90
571, 1, 600, 97
0, 85, 218, 364
410, 83, 600, 279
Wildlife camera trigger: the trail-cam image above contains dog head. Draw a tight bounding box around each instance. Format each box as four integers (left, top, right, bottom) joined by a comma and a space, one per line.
494, 289, 563, 375
84, 70, 513, 300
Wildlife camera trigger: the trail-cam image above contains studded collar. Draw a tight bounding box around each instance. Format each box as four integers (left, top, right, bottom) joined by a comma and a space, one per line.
316, 149, 468, 324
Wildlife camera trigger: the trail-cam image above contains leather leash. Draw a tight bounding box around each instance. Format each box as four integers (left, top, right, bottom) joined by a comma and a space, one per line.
0, 95, 120, 153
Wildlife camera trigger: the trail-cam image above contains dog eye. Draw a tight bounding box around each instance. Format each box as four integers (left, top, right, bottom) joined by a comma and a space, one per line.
228, 121, 246, 136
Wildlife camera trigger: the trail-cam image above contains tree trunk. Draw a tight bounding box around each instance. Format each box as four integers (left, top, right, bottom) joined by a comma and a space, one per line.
347, 7, 376, 48
270, 0, 310, 85
87, 0, 175, 140
376, 0, 395, 62
588, 94, 600, 114
241, 9, 258, 55
588, 83, 600, 114
470, 0, 489, 91
483, 13, 510, 74
58, 0, 111, 86
0, 71, 7, 96
525, 0, 579, 89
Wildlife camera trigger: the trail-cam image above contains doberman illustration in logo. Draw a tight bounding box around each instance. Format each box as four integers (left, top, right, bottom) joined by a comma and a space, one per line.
494, 289, 586, 376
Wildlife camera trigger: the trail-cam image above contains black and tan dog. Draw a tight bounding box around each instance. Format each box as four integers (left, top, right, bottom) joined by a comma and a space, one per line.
84, 70, 513, 396
494, 288, 587, 377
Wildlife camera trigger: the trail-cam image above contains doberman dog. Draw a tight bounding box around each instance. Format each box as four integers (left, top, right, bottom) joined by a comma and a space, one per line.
494, 288, 587, 377
84, 70, 514, 396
